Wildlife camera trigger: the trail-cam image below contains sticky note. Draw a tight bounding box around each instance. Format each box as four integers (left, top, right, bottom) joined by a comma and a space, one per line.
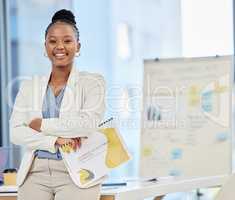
214, 81, 227, 93
142, 147, 153, 157
201, 91, 213, 112
216, 132, 228, 142
169, 169, 182, 177
188, 85, 200, 106
171, 148, 183, 160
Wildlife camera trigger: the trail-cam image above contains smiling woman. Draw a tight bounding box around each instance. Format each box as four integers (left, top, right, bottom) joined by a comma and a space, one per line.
10, 9, 106, 200
45, 10, 81, 70
44, 10, 81, 96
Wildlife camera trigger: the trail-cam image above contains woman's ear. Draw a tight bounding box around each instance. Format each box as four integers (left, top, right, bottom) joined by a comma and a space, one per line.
44, 42, 48, 57
77, 42, 81, 53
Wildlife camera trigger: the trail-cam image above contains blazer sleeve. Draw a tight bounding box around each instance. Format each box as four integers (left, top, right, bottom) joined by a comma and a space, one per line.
40, 74, 106, 138
9, 81, 58, 153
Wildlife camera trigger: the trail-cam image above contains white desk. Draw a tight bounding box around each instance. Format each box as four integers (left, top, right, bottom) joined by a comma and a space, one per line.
0, 175, 229, 200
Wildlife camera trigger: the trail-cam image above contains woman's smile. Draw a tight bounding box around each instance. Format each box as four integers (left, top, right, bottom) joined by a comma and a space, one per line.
54, 52, 67, 59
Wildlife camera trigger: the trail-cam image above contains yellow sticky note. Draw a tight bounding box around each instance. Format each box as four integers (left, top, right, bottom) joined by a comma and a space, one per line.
214, 81, 227, 93
188, 85, 200, 106
142, 147, 153, 157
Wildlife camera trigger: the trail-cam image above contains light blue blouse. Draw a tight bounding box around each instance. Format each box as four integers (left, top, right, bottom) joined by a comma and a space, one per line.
34, 85, 66, 160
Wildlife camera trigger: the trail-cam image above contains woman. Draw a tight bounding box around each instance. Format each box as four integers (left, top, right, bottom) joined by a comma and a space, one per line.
10, 9, 106, 200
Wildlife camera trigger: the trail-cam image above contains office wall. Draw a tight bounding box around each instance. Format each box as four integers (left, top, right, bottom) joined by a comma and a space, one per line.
181, 0, 233, 57
106, 0, 183, 178
109, 0, 182, 84
73, 0, 110, 79
14, 0, 73, 76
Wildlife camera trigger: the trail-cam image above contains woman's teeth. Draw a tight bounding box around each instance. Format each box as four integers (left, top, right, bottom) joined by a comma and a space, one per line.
55, 53, 66, 58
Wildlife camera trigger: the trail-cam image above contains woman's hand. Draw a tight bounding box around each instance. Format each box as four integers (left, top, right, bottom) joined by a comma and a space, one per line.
55, 137, 81, 151
29, 118, 42, 132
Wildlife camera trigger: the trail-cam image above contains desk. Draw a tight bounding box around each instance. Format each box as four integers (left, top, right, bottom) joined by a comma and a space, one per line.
0, 175, 228, 200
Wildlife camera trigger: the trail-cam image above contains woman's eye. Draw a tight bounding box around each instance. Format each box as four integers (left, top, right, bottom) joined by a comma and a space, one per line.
64, 40, 72, 43
49, 40, 56, 44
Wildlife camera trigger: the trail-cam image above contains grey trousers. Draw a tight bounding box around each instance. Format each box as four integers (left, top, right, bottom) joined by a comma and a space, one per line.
18, 157, 101, 200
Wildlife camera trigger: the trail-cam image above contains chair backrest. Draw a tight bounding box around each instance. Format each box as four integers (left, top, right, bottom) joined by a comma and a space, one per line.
215, 175, 235, 200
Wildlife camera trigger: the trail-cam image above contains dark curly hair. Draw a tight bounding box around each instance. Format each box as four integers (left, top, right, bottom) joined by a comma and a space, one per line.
45, 9, 80, 41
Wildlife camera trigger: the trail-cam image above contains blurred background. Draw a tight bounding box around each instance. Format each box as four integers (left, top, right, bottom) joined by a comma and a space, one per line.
0, 0, 234, 199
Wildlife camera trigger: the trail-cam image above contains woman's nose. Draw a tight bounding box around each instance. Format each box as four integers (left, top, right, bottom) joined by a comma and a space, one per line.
56, 41, 65, 49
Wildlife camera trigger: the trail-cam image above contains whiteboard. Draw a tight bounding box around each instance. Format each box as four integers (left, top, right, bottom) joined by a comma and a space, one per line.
139, 56, 232, 179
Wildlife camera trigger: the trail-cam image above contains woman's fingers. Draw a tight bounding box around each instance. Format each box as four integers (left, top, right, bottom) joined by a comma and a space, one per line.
76, 138, 81, 148
71, 139, 77, 151
66, 139, 75, 150
71, 138, 80, 150
57, 137, 85, 151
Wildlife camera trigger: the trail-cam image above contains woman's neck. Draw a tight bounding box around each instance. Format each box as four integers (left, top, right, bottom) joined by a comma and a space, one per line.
50, 65, 72, 85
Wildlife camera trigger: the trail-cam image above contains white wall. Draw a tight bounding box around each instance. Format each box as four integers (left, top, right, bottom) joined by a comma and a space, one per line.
109, 0, 183, 84
73, 0, 110, 78
181, 0, 233, 57
16, 0, 73, 76
107, 0, 183, 178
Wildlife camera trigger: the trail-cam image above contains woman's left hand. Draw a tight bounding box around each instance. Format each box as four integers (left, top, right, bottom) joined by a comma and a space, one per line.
29, 118, 42, 132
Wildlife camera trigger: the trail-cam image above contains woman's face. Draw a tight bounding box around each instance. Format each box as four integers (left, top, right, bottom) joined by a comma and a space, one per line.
45, 22, 80, 69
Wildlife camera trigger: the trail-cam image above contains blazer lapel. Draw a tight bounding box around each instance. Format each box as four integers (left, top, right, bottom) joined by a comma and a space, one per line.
38, 73, 51, 114
59, 66, 79, 117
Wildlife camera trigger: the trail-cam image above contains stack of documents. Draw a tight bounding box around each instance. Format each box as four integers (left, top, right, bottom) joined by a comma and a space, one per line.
60, 128, 131, 188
